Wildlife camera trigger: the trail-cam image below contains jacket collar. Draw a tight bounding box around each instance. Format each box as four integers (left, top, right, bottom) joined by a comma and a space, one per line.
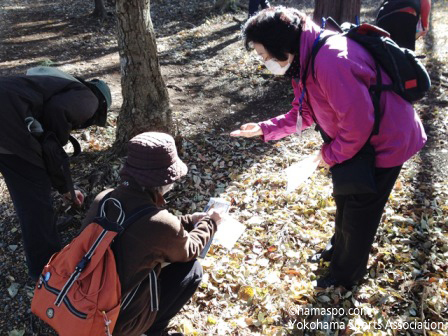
117, 177, 165, 207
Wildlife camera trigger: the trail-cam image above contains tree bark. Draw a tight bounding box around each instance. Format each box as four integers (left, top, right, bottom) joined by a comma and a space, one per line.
92, 0, 107, 18
313, 0, 361, 25
115, 0, 173, 153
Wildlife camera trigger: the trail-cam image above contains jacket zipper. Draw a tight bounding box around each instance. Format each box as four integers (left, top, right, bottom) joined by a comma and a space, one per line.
41, 278, 88, 319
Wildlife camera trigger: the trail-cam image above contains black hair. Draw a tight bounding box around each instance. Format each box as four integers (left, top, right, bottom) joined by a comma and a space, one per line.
242, 6, 306, 61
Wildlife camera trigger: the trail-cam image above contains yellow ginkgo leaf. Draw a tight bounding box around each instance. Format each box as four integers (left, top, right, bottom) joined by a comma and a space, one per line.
238, 285, 255, 302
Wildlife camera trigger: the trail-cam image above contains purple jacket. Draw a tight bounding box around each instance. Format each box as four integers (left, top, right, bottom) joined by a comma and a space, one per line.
259, 18, 427, 168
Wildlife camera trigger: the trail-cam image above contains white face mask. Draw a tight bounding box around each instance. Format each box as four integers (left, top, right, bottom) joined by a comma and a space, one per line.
264, 59, 291, 75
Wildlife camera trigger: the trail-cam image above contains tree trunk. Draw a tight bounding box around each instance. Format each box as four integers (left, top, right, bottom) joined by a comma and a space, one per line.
313, 0, 361, 25
92, 0, 107, 18
115, 0, 173, 153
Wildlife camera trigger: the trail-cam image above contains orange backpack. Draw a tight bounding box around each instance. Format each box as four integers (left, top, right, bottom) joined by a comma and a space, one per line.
31, 195, 155, 336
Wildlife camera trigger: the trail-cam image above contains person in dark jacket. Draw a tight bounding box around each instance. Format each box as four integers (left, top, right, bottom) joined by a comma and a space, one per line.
249, 0, 270, 17
81, 132, 221, 336
0, 66, 111, 281
376, 0, 431, 50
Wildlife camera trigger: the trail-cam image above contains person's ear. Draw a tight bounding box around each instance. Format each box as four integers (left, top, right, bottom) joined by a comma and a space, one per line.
287, 53, 294, 62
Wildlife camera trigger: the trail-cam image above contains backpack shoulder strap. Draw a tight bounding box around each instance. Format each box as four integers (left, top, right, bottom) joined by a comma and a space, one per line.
93, 192, 125, 232
119, 204, 158, 233
96, 191, 114, 217
55, 136, 81, 202
68, 135, 81, 157
308, 25, 383, 141
95, 193, 158, 233
310, 34, 336, 79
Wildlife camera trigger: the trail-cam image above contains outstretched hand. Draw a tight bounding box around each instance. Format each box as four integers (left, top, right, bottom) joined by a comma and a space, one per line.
230, 123, 263, 138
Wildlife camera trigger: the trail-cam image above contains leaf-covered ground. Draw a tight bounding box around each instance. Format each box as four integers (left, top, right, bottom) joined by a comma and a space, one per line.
0, 0, 447, 335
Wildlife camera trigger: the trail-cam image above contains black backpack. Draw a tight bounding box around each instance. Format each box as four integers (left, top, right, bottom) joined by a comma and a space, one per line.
311, 19, 431, 103
377, 0, 421, 21
307, 19, 431, 135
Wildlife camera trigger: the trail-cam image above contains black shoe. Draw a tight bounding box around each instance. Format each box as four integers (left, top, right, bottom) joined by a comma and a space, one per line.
309, 249, 333, 263
314, 275, 354, 289
315, 275, 340, 288
309, 239, 334, 263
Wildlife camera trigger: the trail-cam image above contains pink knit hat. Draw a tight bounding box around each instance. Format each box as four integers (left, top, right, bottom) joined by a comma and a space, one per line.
120, 132, 188, 187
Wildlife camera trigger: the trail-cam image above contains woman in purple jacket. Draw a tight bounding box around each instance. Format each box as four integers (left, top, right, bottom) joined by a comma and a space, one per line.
231, 7, 426, 289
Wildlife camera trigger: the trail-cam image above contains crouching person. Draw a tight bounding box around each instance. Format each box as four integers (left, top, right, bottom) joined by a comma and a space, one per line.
81, 132, 221, 336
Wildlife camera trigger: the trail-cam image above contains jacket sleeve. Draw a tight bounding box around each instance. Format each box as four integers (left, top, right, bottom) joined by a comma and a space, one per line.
259, 79, 314, 141
40, 132, 71, 194
178, 214, 196, 232
150, 211, 218, 263
420, 0, 431, 31
316, 53, 375, 167
81, 196, 217, 263
41, 83, 98, 145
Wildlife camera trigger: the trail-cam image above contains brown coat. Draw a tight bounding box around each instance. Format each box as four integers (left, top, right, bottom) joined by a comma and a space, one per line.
82, 183, 217, 336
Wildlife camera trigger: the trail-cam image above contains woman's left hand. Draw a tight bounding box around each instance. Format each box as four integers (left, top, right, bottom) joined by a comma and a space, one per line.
191, 212, 207, 224
230, 123, 263, 138
318, 151, 330, 169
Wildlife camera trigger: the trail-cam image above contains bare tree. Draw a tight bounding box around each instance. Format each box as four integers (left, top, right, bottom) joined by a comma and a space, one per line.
92, 0, 107, 18
115, 0, 173, 153
314, 0, 361, 25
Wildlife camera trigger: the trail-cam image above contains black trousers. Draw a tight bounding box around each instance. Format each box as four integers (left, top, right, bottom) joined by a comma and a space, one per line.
330, 166, 402, 287
146, 260, 203, 336
0, 154, 61, 280
376, 12, 418, 50
248, 0, 270, 17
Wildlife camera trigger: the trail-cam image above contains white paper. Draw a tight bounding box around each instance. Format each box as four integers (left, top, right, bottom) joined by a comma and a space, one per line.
284, 151, 321, 193
203, 198, 231, 213
199, 198, 245, 258
212, 214, 245, 250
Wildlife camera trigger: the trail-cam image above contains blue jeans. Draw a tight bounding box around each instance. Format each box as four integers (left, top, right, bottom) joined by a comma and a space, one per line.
0, 154, 61, 280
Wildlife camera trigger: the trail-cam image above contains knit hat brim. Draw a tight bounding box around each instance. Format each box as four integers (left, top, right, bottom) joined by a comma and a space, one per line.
119, 132, 188, 187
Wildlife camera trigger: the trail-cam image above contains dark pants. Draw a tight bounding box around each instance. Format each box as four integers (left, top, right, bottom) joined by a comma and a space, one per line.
248, 0, 270, 17
376, 12, 418, 50
146, 260, 203, 336
0, 154, 61, 280
329, 166, 402, 287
